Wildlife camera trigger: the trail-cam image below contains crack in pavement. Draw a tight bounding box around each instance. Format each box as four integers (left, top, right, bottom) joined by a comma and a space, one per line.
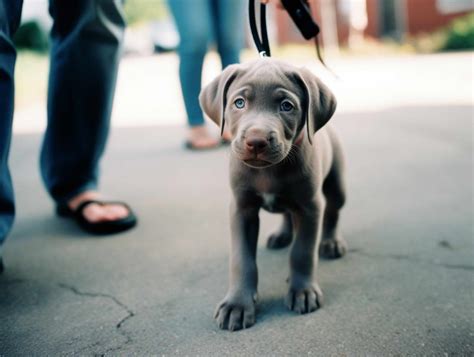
350, 249, 474, 271
57, 283, 135, 354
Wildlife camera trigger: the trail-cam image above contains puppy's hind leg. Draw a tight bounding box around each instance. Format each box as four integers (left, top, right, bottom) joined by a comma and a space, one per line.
267, 212, 293, 249
320, 166, 348, 259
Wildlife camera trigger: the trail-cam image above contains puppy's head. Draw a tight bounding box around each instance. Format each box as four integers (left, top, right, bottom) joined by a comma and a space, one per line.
199, 59, 336, 168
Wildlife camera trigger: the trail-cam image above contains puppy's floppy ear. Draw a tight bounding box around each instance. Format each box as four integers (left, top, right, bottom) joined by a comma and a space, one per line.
199, 64, 241, 136
295, 67, 337, 144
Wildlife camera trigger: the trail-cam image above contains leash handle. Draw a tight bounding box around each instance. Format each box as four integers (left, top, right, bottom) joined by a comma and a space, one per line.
249, 0, 271, 57
284, 0, 337, 75
248, 0, 336, 76
281, 0, 319, 40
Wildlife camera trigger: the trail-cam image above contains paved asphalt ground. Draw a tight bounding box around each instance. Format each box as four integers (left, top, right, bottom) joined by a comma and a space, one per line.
1, 105, 472, 356
1, 53, 473, 355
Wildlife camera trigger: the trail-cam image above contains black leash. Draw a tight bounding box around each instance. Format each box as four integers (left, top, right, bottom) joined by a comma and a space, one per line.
314, 36, 329, 69
249, 0, 271, 57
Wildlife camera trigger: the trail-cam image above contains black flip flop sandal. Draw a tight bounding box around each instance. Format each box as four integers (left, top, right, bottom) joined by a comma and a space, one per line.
57, 200, 137, 235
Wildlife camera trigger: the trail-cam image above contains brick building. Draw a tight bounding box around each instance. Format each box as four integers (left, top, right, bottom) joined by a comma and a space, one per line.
275, 0, 473, 46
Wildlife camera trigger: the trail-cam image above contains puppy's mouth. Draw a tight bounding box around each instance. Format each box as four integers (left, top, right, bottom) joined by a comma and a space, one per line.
243, 158, 273, 168
240, 151, 285, 168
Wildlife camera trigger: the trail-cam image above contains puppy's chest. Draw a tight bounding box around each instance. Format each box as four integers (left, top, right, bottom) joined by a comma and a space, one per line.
253, 174, 293, 213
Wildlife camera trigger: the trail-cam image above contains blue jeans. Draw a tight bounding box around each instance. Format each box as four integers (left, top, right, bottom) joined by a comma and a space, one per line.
168, 0, 245, 127
0, 0, 125, 246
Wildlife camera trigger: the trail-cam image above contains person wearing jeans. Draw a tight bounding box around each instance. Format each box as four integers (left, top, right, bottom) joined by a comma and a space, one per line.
167, 0, 246, 150
0, 0, 137, 272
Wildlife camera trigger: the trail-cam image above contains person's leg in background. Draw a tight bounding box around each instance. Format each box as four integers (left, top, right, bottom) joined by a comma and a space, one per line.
212, 0, 246, 68
41, 0, 136, 232
211, 0, 245, 142
0, 1, 23, 272
168, 0, 220, 150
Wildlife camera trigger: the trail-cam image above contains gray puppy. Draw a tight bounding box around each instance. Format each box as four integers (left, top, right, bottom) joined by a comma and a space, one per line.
200, 58, 347, 331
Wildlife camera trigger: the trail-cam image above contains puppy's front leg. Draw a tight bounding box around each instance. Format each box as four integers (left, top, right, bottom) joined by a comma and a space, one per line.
286, 198, 324, 314
215, 200, 259, 331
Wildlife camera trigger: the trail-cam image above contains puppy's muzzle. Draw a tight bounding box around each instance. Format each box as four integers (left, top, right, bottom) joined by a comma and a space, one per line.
237, 128, 282, 168
245, 135, 268, 155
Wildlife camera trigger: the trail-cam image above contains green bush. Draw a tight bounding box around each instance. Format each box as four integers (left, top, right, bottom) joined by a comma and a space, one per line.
410, 12, 474, 53
441, 12, 474, 51
13, 21, 49, 52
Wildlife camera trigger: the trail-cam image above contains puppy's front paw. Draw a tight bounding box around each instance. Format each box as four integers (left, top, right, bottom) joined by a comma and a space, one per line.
214, 292, 257, 331
319, 237, 348, 259
266, 232, 292, 249
285, 283, 323, 314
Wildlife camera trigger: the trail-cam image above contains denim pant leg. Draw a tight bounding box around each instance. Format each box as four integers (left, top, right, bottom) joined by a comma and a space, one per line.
40, 0, 126, 205
168, 0, 212, 127
211, 0, 246, 68
0, 1, 23, 246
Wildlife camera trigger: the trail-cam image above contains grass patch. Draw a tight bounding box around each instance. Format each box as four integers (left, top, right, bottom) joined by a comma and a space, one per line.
124, 0, 169, 25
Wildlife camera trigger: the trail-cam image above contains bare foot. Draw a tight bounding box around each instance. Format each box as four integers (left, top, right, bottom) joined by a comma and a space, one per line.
188, 126, 220, 149
68, 191, 129, 223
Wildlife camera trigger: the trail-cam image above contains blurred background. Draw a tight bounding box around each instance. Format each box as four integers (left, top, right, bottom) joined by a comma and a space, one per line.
12, 0, 474, 133
2, 1, 472, 354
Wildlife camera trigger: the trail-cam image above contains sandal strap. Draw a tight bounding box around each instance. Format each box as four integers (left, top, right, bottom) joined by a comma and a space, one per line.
74, 200, 104, 216
74, 200, 131, 217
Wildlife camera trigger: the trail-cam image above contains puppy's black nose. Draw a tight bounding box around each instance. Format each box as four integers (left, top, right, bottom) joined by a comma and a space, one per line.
245, 137, 268, 154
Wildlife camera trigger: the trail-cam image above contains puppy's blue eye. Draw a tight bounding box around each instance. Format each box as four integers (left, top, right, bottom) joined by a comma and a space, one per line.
234, 98, 245, 109
280, 100, 294, 112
